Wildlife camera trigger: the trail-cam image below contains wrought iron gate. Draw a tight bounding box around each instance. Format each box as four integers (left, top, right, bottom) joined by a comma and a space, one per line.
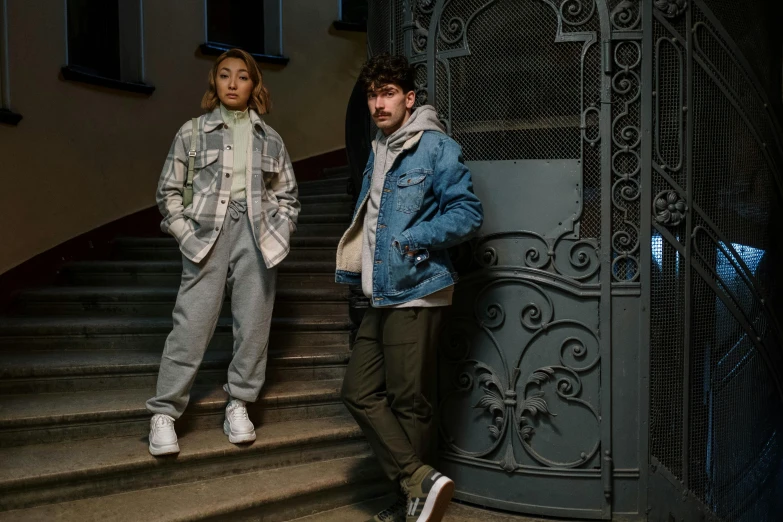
646, 2, 783, 522
355, 1, 783, 520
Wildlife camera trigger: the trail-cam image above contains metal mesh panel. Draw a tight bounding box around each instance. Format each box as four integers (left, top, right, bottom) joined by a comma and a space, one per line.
691, 5, 782, 184
447, 1, 583, 161
649, 4, 783, 519
701, 0, 783, 117
688, 270, 782, 522
367, 0, 391, 56
581, 36, 602, 242
393, 0, 405, 56
649, 230, 685, 479
685, 7, 783, 519
692, 65, 772, 251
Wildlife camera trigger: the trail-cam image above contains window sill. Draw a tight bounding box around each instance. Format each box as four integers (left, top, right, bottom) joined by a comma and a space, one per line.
199, 43, 290, 66
61, 66, 155, 95
0, 109, 22, 126
332, 20, 367, 32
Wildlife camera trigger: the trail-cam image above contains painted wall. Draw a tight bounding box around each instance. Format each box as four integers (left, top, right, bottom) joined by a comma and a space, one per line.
0, 0, 366, 275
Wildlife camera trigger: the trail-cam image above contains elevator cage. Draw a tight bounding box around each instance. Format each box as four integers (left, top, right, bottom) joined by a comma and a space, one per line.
346, 1, 783, 520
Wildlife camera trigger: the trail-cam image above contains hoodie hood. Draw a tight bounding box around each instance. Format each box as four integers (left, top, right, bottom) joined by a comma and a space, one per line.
373, 104, 446, 155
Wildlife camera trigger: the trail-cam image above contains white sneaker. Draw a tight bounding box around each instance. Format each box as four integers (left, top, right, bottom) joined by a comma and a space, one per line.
148, 414, 180, 456
223, 399, 256, 443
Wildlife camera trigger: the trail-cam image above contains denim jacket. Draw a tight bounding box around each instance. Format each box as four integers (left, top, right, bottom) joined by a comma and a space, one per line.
335, 130, 483, 306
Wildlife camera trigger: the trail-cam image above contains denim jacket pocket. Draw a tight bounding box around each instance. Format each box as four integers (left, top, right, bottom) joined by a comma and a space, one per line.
396, 169, 428, 213
388, 237, 437, 293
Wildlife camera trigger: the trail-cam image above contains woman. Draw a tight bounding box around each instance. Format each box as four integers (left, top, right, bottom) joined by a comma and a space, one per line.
146, 48, 299, 455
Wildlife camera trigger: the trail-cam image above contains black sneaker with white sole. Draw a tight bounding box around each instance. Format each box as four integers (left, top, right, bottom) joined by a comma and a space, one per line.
401, 465, 454, 522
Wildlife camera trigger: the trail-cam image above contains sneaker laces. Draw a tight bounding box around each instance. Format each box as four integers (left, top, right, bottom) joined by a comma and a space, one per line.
228, 401, 249, 421
154, 415, 174, 428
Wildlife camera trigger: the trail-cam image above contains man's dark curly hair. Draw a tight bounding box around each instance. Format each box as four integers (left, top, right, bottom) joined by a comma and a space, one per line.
358, 53, 416, 94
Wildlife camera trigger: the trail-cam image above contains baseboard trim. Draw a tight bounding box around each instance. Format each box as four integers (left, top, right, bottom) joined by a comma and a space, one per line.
292, 149, 348, 182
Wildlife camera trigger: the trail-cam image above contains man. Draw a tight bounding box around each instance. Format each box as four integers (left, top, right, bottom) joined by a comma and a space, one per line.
335, 54, 483, 522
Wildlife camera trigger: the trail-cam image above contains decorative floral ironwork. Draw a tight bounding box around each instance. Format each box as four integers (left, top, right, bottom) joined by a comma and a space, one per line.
440, 278, 601, 470
654, 190, 687, 226
654, 0, 687, 19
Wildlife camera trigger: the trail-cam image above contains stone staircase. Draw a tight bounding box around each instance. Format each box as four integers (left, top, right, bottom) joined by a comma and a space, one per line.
0, 168, 398, 521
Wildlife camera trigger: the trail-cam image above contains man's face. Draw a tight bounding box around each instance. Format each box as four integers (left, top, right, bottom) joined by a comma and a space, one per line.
367, 83, 416, 135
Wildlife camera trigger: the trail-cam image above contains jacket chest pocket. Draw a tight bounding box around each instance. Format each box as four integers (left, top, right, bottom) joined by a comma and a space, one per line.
252, 151, 280, 200
192, 149, 220, 194
396, 169, 429, 213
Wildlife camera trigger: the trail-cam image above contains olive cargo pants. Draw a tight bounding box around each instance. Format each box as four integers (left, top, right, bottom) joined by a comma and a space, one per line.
341, 306, 446, 483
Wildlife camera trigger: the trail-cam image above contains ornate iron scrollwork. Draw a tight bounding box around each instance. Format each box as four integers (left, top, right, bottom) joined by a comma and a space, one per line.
473, 231, 600, 281
611, 39, 643, 283
610, 0, 641, 31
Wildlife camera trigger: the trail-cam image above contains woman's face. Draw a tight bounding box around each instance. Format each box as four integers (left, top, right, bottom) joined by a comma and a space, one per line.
216, 57, 254, 111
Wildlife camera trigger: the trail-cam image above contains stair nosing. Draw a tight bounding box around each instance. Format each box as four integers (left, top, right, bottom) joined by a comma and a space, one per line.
0, 454, 384, 522
16, 286, 348, 303
0, 346, 351, 379
0, 379, 345, 430
0, 416, 363, 491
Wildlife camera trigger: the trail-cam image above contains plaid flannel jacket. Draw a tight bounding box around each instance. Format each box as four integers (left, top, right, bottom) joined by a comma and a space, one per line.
156, 107, 300, 268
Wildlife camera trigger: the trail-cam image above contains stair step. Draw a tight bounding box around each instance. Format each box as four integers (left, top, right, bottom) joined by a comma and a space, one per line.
295, 223, 349, 236
290, 495, 393, 521
61, 259, 336, 274
111, 235, 342, 251
0, 454, 389, 521
0, 378, 347, 446
321, 165, 351, 179
16, 285, 347, 303
0, 345, 351, 393
0, 416, 367, 511
297, 213, 350, 224
298, 176, 350, 197
0, 326, 351, 352
0, 315, 352, 337
301, 201, 353, 214
11, 286, 348, 319
291, 496, 538, 522
113, 243, 337, 262
0, 315, 352, 352
59, 260, 339, 287
298, 193, 353, 205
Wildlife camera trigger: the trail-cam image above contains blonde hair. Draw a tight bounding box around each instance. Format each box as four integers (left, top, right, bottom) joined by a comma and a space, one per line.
201, 48, 271, 114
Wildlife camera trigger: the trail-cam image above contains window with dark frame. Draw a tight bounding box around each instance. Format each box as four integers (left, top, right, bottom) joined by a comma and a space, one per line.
0, 0, 7, 109
340, 0, 367, 26
67, 0, 122, 80
207, 0, 265, 55
63, 0, 150, 93
0, 0, 21, 124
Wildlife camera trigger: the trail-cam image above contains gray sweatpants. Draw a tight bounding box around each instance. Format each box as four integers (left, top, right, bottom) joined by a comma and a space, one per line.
146, 200, 278, 419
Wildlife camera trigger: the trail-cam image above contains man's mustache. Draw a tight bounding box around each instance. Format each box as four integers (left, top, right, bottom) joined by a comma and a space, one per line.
373, 112, 391, 118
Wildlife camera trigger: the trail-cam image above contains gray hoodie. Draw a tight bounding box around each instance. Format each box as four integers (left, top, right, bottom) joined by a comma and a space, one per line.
361, 105, 454, 307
